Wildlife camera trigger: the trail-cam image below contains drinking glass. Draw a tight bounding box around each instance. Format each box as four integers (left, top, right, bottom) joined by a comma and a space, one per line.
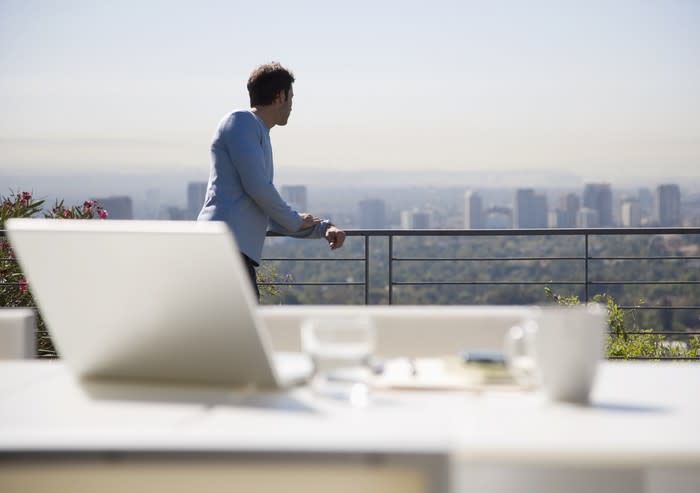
301, 317, 375, 406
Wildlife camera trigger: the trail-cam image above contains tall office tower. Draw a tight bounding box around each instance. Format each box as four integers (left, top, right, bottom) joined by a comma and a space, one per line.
514, 189, 547, 228
464, 190, 483, 229
533, 194, 548, 228
401, 209, 430, 229
280, 185, 308, 212
577, 207, 599, 228
638, 187, 654, 216
358, 199, 386, 229
514, 189, 535, 228
187, 182, 207, 220
655, 184, 681, 226
93, 196, 133, 219
558, 193, 580, 228
582, 183, 613, 227
620, 197, 641, 227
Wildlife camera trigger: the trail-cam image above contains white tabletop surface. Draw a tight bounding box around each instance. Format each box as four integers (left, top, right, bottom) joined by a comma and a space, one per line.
453, 361, 700, 467
0, 360, 698, 467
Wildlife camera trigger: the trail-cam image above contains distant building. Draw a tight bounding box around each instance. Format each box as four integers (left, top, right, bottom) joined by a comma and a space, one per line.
533, 194, 548, 228
514, 189, 534, 228
93, 196, 133, 219
514, 189, 547, 228
187, 182, 207, 220
655, 184, 681, 226
620, 197, 641, 227
557, 193, 580, 228
464, 190, 483, 229
583, 183, 613, 226
401, 209, 430, 229
280, 185, 308, 212
358, 199, 386, 229
577, 207, 599, 228
638, 187, 654, 216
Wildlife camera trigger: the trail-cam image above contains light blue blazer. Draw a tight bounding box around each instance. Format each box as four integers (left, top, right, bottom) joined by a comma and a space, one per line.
198, 110, 328, 264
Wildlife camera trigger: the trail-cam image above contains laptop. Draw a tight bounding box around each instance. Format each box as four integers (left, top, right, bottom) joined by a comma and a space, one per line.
6, 218, 312, 389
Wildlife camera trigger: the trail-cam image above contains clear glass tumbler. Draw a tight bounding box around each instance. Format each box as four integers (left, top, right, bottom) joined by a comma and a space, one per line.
301, 317, 375, 406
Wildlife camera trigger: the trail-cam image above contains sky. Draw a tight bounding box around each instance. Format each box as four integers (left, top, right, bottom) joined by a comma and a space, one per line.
1, 0, 699, 181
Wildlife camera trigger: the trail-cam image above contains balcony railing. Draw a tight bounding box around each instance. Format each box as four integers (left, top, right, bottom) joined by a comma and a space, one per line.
263, 227, 700, 359
3, 226, 700, 359
265, 227, 698, 299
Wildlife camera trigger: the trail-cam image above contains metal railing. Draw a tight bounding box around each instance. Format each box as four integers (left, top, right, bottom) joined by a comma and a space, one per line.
3, 226, 700, 358
265, 227, 699, 301
264, 227, 700, 357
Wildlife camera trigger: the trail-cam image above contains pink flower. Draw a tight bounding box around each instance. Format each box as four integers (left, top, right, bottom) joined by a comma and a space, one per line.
19, 279, 28, 293
20, 192, 32, 204
62, 210, 71, 218
98, 208, 108, 219
83, 200, 95, 209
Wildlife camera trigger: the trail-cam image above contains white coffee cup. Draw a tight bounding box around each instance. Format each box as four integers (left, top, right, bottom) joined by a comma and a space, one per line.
505, 304, 607, 404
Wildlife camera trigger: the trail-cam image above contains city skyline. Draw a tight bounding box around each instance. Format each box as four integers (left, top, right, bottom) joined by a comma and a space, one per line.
6, 175, 694, 228
1, 1, 699, 180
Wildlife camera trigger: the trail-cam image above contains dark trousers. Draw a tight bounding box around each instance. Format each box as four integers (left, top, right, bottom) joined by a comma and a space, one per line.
241, 253, 260, 301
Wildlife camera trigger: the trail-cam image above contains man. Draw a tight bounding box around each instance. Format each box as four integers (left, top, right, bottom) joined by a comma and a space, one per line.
198, 62, 345, 299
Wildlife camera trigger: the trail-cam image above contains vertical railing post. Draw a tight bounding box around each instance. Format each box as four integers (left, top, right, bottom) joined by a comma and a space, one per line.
584, 232, 589, 303
388, 234, 393, 305
364, 235, 370, 305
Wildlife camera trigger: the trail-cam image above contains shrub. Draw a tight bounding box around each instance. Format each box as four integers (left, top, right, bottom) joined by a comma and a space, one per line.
1, 191, 108, 357
544, 287, 698, 359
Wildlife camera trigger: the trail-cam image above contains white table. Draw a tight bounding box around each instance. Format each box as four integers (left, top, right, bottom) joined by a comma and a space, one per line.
0, 361, 698, 493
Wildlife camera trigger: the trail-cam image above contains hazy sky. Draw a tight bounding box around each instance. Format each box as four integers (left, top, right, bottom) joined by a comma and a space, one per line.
1, 0, 698, 179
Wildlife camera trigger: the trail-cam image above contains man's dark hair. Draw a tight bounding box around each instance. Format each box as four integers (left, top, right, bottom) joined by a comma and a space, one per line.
247, 62, 295, 107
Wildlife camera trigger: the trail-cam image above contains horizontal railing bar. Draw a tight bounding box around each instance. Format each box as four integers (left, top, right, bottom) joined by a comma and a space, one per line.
346, 256, 700, 262
392, 281, 585, 285
590, 256, 700, 261
3, 227, 699, 238
589, 281, 700, 285
608, 357, 700, 360
262, 258, 363, 262
393, 256, 585, 261
618, 331, 700, 335
618, 306, 700, 310
266, 227, 700, 238
6, 254, 699, 263
258, 282, 364, 286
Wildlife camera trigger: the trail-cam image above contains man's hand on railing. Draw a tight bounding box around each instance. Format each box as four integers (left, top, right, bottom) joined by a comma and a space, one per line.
299, 213, 321, 229
325, 226, 346, 250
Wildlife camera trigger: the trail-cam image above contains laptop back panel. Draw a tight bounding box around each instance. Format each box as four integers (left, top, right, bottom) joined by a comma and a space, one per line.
7, 219, 280, 388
